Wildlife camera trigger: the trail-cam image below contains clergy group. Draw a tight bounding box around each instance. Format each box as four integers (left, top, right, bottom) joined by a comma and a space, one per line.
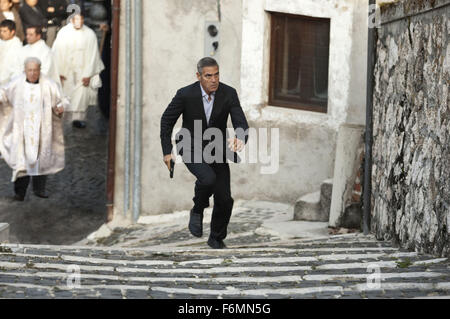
0, 11, 104, 129
0, 11, 105, 201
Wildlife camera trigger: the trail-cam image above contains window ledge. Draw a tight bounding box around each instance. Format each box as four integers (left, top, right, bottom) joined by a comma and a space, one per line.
252, 104, 338, 129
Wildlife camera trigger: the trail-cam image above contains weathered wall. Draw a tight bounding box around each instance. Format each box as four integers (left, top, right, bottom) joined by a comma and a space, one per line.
237, 0, 369, 204
113, 0, 370, 220
372, 0, 450, 256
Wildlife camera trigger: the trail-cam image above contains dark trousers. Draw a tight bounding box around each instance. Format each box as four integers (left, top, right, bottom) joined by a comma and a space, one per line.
184, 162, 234, 241
14, 176, 47, 198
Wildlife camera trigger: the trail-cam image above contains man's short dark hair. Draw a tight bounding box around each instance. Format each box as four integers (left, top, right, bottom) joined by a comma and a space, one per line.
0, 19, 16, 32
27, 25, 43, 36
197, 57, 219, 74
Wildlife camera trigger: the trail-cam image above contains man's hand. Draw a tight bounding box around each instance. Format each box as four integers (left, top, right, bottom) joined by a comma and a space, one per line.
99, 23, 110, 32
164, 154, 173, 171
53, 106, 64, 117
82, 77, 91, 87
227, 138, 245, 152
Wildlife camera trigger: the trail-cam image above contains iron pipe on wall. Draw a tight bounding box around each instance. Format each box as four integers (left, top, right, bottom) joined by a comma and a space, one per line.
132, 0, 143, 223
363, 0, 376, 235
124, 0, 132, 216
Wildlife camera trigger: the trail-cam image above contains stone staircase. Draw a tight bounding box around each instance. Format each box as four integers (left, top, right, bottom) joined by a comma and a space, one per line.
0, 234, 449, 299
0, 201, 449, 299
294, 179, 333, 223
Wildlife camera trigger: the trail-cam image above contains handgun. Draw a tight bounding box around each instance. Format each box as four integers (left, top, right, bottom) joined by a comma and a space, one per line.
170, 159, 175, 179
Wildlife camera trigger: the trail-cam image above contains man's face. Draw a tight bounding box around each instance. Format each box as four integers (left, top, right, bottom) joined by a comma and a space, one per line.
25, 62, 41, 83
71, 15, 84, 30
197, 66, 220, 95
26, 28, 40, 44
0, 27, 15, 40
25, 0, 37, 7
0, 0, 13, 12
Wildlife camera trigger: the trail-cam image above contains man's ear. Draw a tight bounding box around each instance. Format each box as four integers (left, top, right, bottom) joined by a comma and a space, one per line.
196, 72, 201, 81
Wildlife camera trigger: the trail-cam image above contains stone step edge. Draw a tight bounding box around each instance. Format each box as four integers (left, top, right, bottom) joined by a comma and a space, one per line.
1, 282, 448, 297
0, 233, 377, 253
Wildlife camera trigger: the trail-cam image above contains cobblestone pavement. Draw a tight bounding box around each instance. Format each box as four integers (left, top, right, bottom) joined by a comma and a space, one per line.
0, 106, 108, 245
0, 201, 449, 299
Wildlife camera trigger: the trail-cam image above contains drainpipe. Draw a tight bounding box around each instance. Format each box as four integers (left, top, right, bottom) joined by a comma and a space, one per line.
217, 0, 221, 21
363, 0, 376, 235
124, 0, 132, 216
106, 0, 121, 223
132, 0, 143, 223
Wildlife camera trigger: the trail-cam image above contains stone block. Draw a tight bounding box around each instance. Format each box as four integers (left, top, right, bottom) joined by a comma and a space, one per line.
294, 191, 324, 222
0, 223, 9, 243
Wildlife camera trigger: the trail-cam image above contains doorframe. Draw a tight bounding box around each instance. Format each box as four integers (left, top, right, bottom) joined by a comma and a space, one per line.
106, 0, 121, 222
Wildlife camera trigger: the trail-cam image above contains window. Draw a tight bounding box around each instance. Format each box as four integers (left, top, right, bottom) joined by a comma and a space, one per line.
269, 13, 330, 113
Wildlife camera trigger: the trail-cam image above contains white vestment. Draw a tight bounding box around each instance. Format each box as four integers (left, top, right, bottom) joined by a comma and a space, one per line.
21, 39, 61, 86
22, 81, 41, 175
2, 11, 14, 21
52, 23, 105, 121
0, 37, 23, 86
0, 74, 69, 181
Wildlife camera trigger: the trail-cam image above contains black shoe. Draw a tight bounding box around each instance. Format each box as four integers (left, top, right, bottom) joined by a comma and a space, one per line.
34, 192, 49, 199
73, 120, 87, 129
188, 209, 203, 238
207, 237, 227, 249
13, 194, 25, 202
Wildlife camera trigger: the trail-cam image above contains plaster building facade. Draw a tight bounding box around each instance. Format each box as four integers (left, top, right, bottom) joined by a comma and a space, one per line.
108, 0, 372, 223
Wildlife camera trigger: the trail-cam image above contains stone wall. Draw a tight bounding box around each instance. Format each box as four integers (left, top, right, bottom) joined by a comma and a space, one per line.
372, 0, 450, 256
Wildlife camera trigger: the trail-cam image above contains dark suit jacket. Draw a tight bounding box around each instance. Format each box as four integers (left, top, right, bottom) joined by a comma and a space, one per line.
0, 8, 25, 42
160, 82, 249, 164
19, 3, 47, 32
38, 0, 69, 26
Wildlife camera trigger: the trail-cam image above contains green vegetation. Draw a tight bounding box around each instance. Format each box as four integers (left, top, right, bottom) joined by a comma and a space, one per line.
396, 258, 412, 268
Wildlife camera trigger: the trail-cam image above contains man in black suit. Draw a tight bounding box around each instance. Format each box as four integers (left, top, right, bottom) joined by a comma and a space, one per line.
38, 0, 68, 47
160, 57, 249, 249
19, 0, 47, 41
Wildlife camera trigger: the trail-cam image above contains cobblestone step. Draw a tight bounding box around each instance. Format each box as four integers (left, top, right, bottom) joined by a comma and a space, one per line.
0, 234, 449, 299
0, 253, 426, 272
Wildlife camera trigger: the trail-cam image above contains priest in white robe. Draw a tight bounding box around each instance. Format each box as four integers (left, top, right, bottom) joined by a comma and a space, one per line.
0, 57, 67, 201
52, 12, 105, 128
0, 19, 23, 86
21, 25, 60, 86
